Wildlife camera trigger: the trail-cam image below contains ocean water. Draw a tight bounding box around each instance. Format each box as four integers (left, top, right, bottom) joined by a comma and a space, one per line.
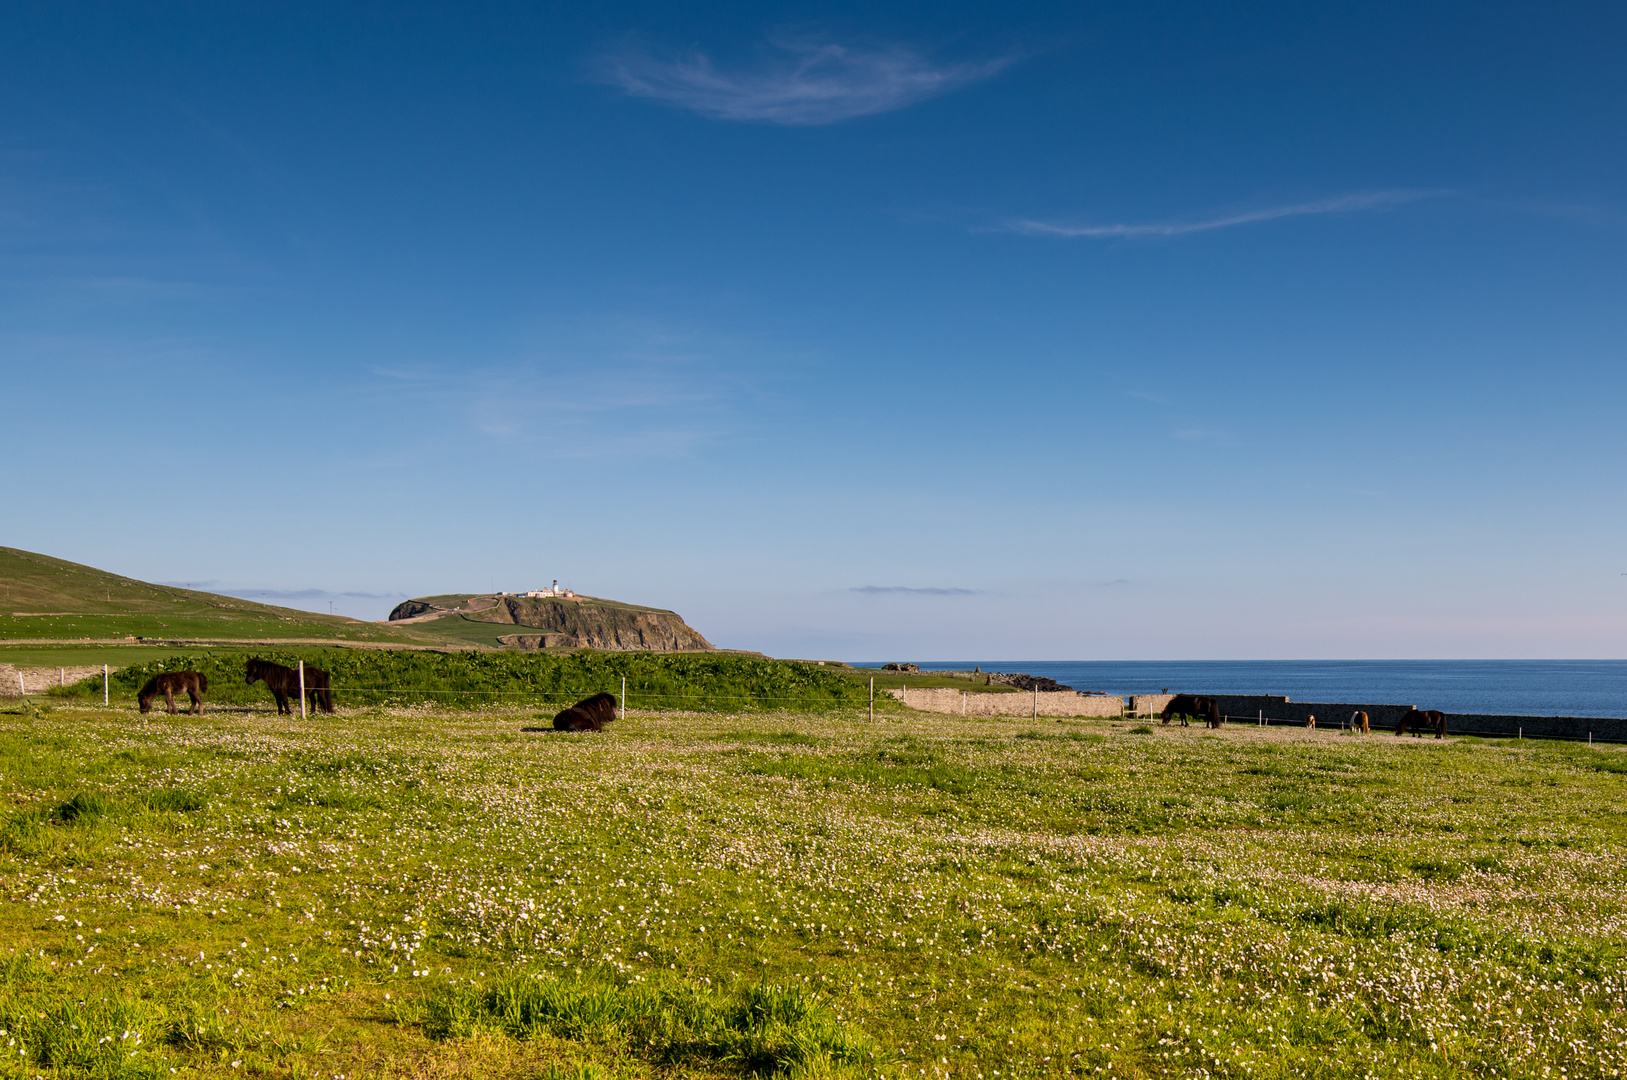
852, 660, 1627, 719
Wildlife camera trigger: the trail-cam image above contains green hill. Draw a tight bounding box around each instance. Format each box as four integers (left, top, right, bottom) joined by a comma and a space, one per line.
0, 546, 444, 650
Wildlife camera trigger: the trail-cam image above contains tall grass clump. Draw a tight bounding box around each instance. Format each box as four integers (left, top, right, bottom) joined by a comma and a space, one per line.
424, 971, 874, 1078
0, 978, 165, 1079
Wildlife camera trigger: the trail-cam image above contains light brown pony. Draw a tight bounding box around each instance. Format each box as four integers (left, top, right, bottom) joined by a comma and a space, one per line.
1352, 711, 1370, 734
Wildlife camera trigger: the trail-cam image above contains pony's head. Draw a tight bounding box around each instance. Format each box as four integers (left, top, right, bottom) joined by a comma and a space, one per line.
245, 658, 263, 685
137, 690, 154, 714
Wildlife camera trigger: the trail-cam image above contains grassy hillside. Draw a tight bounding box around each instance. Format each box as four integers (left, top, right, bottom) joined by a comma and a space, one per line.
0, 547, 451, 648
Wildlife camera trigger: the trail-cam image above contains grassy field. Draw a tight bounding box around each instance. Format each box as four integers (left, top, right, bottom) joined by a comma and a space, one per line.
1, 704, 1625, 1080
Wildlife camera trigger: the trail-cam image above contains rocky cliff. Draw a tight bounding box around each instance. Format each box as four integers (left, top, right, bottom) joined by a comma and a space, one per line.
387, 593, 713, 652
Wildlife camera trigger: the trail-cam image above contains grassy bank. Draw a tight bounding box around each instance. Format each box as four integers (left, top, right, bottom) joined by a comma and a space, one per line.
47, 649, 872, 713
1, 703, 1625, 1078
0, 547, 447, 648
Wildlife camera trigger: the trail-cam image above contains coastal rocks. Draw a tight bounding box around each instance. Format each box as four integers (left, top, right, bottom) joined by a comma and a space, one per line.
988, 673, 1074, 693
479, 596, 713, 652
388, 592, 714, 652
498, 633, 584, 649
882, 663, 920, 673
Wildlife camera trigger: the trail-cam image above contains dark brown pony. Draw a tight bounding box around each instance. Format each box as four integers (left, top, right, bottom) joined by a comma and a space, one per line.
138, 671, 207, 715
554, 692, 617, 732
1161, 694, 1222, 729
1395, 709, 1446, 739
245, 658, 334, 715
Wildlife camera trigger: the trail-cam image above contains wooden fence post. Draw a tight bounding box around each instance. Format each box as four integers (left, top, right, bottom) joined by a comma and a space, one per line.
869, 677, 874, 721
621, 676, 626, 720
103, 664, 108, 706
298, 661, 307, 720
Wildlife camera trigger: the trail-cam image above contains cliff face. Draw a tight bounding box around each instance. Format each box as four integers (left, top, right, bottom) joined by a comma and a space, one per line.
387, 593, 713, 651
471, 597, 713, 651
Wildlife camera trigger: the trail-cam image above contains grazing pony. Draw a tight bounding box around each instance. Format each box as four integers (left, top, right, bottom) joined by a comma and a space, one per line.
1161, 694, 1222, 729
1395, 709, 1446, 739
138, 671, 207, 715
1352, 711, 1370, 734
553, 692, 618, 732
1306, 714, 1317, 730
245, 658, 334, 715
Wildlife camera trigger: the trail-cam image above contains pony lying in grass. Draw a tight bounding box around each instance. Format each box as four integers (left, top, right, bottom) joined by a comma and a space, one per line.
554, 692, 617, 732
138, 671, 207, 715
1396, 709, 1446, 739
245, 658, 334, 715
1161, 693, 1222, 729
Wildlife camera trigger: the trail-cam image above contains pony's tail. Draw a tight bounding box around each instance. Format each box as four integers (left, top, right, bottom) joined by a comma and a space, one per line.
198, 674, 209, 693
319, 687, 334, 713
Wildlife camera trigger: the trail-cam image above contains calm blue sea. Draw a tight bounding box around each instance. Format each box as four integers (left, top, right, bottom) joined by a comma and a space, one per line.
850, 660, 1627, 719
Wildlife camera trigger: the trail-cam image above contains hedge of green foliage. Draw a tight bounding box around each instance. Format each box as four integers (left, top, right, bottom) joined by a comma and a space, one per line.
57, 649, 870, 713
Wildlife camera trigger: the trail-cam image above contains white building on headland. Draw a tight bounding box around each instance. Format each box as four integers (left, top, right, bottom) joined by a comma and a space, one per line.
523, 579, 576, 599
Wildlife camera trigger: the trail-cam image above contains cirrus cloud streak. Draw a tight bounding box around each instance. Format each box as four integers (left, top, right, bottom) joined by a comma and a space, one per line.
850, 585, 978, 596
599, 37, 1014, 126
1003, 190, 1446, 239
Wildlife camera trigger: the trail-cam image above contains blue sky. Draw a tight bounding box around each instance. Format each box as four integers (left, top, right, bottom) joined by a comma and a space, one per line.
3, 1, 1625, 659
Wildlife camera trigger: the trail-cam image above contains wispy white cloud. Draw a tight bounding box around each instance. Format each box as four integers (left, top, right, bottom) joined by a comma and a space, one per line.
1003, 190, 1444, 239
161, 582, 406, 601
357, 316, 794, 462
599, 36, 1014, 125
850, 585, 978, 596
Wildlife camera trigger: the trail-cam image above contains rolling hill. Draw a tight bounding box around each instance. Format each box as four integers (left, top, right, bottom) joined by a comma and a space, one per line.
0, 546, 443, 648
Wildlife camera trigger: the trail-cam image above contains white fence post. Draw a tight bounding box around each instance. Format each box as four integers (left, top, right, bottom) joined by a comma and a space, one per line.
298, 660, 307, 720
59, 667, 64, 688
620, 676, 626, 720
16, 671, 24, 697
103, 664, 108, 706
869, 677, 874, 721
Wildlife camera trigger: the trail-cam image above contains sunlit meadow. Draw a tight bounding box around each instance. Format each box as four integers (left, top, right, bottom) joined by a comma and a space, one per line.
2, 698, 1626, 1079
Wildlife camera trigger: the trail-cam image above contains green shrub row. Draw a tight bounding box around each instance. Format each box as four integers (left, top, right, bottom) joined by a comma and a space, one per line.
52, 650, 872, 713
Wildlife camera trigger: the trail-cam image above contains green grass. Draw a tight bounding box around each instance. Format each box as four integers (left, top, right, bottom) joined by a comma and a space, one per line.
0, 646, 215, 669
2, 703, 1626, 1078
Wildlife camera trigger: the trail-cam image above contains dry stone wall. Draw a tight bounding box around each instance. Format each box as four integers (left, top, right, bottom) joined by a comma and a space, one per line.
0, 665, 105, 697
890, 687, 1126, 718
1156, 692, 1627, 743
